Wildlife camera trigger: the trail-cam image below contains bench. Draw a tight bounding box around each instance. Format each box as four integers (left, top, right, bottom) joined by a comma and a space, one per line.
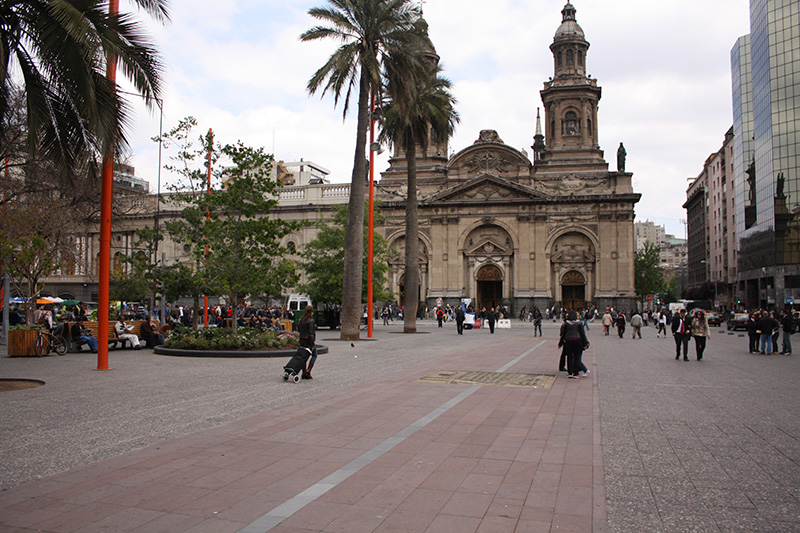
65, 321, 148, 352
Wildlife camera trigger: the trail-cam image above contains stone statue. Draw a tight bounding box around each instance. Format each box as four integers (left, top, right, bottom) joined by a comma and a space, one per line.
777, 172, 785, 197
617, 142, 626, 172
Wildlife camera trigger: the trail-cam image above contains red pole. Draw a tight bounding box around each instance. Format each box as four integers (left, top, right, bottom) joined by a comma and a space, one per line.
367, 88, 376, 338
96, 0, 119, 370
203, 129, 212, 328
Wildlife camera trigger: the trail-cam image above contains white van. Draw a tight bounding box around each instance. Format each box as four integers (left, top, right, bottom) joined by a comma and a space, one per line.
286, 294, 312, 312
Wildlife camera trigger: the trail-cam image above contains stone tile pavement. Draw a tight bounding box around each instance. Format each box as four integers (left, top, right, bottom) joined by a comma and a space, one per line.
0, 318, 798, 532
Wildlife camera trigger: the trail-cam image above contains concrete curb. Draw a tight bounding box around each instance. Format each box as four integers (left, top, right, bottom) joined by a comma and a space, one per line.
153, 344, 329, 358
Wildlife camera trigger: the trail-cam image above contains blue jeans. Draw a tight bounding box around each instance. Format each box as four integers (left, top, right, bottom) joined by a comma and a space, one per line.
782, 332, 792, 354
79, 335, 98, 351
760, 333, 773, 354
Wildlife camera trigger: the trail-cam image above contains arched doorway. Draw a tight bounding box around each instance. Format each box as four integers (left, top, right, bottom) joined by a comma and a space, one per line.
477, 264, 503, 311
561, 271, 586, 310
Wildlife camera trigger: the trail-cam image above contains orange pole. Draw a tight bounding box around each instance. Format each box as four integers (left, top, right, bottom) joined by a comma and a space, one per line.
203, 129, 212, 328
367, 89, 375, 338
96, 0, 119, 370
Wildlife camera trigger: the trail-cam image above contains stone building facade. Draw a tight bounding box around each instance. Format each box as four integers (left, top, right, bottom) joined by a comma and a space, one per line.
36, 2, 639, 313
375, 1, 639, 313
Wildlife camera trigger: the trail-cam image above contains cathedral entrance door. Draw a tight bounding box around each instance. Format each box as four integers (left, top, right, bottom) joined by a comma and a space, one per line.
561, 271, 586, 310
477, 264, 504, 311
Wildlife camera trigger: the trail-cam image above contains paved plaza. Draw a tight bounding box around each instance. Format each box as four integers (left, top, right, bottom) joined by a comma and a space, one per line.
1, 318, 799, 532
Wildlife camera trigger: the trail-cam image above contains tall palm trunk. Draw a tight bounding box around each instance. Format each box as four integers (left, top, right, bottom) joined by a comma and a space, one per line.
340, 70, 370, 340
403, 140, 419, 333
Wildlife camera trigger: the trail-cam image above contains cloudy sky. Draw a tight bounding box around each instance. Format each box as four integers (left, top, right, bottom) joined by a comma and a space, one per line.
123, 0, 751, 237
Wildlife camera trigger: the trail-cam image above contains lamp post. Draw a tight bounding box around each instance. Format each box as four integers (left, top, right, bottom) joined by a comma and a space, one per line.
96, 0, 119, 371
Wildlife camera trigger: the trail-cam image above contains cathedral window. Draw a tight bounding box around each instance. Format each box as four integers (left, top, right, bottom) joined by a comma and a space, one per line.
564, 111, 579, 136
551, 120, 556, 137
587, 118, 592, 134
578, 50, 583, 66
557, 51, 562, 67
566, 50, 574, 66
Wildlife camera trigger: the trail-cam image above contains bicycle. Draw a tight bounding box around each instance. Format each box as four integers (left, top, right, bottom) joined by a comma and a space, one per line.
34, 329, 67, 357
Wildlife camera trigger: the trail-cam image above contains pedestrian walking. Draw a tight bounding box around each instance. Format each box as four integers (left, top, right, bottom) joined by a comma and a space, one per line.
455, 305, 465, 335
691, 310, 711, 360
657, 311, 668, 338
298, 305, 318, 379
602, 308, 613, 336
615, 312, 626, 338
559, 310, 590, 379
487, 307, 498, 334
533, 308, 543, 337
671, 309, 691, 361
630, 312, 643, 339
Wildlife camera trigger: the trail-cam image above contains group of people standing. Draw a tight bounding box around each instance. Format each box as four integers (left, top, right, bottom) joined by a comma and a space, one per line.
746, 309, 795, 355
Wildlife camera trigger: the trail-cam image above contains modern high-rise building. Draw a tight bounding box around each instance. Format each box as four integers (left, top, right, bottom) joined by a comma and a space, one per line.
731, 0, 800, 310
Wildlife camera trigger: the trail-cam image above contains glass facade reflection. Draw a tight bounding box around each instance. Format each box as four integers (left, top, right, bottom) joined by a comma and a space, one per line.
731, 0, 800, 309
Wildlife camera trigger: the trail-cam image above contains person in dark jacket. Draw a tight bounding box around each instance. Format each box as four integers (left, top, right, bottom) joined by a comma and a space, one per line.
298, 305, 317, 379
487, 307, 498, 334
559, 310, 589, 379
533, 308, 543, 337
747, 312, 760, 353
757, 311, 779, 355
455, 305, 465, 335
671, 309, 691, 361
780, 309, 794, 355
615, 312, 626, 338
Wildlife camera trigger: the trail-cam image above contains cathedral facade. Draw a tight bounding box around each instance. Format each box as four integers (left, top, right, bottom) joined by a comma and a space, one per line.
36, 2, 639, 314
375, 1, 640, 313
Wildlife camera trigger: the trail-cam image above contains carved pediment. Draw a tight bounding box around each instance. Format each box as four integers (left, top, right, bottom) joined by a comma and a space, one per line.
448, 133, 532, 178
423, 174, 549, 205
465, 236, 512, 257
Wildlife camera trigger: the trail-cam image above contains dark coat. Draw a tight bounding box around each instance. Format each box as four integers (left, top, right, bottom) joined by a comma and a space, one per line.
671, 315, 690, 335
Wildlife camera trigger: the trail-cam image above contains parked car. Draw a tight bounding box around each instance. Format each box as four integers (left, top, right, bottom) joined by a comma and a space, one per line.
727, 313, 750, 331
706, 312, 722, 326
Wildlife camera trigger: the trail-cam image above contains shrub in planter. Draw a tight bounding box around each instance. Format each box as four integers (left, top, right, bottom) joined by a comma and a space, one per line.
164, 327, 300, 351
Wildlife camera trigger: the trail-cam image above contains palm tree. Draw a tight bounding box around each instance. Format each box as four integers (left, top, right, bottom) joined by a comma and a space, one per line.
379, 52, 459, 333
0, 0, 169, 183
301, 0, 427, 341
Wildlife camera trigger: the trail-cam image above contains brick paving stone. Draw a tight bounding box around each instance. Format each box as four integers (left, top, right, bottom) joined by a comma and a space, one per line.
2, 319, 799, 531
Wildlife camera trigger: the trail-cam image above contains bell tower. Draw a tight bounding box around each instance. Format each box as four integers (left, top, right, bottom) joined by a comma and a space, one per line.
538, 1, 606, 170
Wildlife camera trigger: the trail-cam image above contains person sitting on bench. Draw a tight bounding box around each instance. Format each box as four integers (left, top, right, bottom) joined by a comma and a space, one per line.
139, 315, 164, 348
71, 318, 98, 353
115, 315, 141, 349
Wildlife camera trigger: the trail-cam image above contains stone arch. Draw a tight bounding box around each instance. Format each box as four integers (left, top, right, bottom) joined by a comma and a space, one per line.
548, 230, 597, 309
546, 225, 599, 253
387, 232, 431, 306
462, 223, 516, 311
459, 219, 518, 252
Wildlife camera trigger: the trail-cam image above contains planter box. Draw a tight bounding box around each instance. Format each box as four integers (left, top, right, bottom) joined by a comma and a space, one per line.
8, 330, 39, 357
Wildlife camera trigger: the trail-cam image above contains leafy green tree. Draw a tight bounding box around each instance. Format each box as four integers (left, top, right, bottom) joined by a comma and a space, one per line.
109, 226, 163, 306
0, 0, 169, 179
300, 205, 393, 306
379, 39, 458, 333
301, 0, 428, 340
160, 119, 304, 331
0, 189, 83, 323
635, 242, 666, 309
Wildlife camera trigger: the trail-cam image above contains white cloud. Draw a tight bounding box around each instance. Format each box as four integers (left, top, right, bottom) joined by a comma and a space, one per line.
122, 0, 751, 237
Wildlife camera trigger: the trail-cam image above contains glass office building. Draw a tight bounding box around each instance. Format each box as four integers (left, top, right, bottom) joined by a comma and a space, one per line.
731, 0, 800, 309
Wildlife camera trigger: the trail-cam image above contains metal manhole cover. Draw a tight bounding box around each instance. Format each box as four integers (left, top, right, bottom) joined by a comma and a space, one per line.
417, 371, 556, 389
0, 379, 46, 392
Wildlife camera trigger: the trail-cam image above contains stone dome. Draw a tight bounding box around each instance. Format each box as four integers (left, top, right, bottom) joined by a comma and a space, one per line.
554, 1, 585, 41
